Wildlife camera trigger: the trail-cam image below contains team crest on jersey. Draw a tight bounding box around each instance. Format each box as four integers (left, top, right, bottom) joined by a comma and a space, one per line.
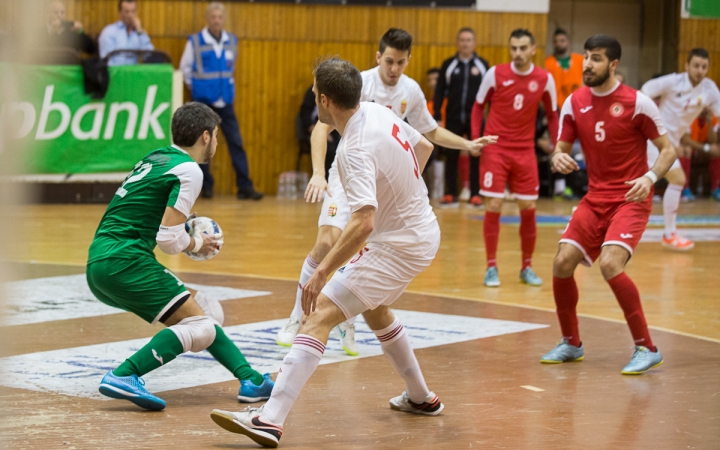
400, 99, 407, 114
610, 103, 624, 117
328, 204, 338, 217
528, 81, 539, 92
471, 66, 480, 76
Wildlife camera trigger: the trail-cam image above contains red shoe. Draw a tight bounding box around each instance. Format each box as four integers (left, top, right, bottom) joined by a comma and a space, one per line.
439, 195, 458, 208
469, 195, 484, 209
661, 233, 694, 251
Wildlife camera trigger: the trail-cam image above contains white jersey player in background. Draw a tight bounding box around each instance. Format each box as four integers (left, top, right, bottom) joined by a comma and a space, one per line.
275, 28, 497, 353
641, 48, 720, 251
211, 56, 494, 450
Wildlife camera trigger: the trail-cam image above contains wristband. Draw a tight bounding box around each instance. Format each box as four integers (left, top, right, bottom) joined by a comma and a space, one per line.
644, 170, 658, 183
704, 143, 711, 153
192, 235, 203, 253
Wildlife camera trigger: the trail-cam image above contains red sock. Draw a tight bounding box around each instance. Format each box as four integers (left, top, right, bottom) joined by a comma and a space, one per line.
519, 208, 536, 270
459, 153, 469, 187
607, 272, 655, 351
710, 157, 720, 191
679, 157, 691, 189
484, 211, 500, 268
553, 275, 580, 347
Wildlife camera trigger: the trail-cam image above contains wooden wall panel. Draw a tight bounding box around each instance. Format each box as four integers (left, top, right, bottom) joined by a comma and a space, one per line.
12, 1, 547, 195
679, 18, 720, 85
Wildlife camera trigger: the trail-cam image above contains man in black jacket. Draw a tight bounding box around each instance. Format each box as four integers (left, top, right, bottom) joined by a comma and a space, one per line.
43, 0, 96, 56
434, 27, 489, 207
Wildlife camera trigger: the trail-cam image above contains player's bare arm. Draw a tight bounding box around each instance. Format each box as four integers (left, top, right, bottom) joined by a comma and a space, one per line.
158, 206, 217, 255
422, 126, 498, 156
305, 121, 334, 202
550, 140, 579, 174
413, 136, 435, 173
301, 205, 376, 315
625, 134, 676, 203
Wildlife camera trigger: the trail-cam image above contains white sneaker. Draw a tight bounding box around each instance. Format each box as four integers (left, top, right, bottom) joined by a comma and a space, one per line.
389, 391, 444, 416
210, 405, 282, 448
276, 318, 300, 347
337, 322, 359, 356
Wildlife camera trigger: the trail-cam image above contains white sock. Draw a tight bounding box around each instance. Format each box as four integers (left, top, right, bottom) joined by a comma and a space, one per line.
373, 318, 430, 403
663, 184, 682, 237
262, 335, 325, 425
554, 178, 566, 194
291, 255, 318, 321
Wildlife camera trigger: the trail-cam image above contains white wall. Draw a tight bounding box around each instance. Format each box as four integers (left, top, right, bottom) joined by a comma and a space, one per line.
476, 0, 550, 13
547, 0, 641, 87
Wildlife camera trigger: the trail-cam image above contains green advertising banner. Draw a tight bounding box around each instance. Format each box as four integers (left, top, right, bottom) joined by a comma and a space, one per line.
685, 0, 720, 18
1, 64, 173, 174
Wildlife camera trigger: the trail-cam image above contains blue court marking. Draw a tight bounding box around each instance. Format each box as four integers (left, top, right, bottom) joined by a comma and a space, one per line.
469, 214, 720, 227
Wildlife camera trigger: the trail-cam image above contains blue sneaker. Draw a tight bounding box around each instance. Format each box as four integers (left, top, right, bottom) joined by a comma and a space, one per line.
540, 338, 584, 363
238, 373, 274, 403
621, 346, 663, 375
681, 187, 696, 202
484, 266, 500, 287
519, 267, 543, 286
98, 370, 166, 411
711, 188, 720, 202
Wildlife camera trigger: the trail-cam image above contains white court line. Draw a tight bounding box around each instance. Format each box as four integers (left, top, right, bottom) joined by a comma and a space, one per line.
2, 274, 270, 326
0, 310, 548, 399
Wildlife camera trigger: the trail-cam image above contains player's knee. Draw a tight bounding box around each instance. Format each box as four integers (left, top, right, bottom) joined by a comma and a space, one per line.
666, 167, 685, 186
486, 198, 503, 212
598, 255, 624, 279
553, 252, 576, 277
193, 291, 224, 326
169, 316, 217, 353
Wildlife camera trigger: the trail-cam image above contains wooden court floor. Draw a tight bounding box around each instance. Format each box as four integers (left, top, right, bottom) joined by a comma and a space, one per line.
2, 197, 719, 448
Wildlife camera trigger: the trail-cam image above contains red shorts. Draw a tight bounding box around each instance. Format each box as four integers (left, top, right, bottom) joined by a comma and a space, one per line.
479, 146, 539, 200
560, 195, 652, 266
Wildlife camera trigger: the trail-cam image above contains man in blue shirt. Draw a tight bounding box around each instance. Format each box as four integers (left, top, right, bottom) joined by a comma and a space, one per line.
99, 0, 153, 66
179, 2, 262, 200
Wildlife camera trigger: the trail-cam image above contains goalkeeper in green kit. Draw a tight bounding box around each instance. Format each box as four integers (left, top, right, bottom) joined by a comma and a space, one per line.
86, 102, 273, 411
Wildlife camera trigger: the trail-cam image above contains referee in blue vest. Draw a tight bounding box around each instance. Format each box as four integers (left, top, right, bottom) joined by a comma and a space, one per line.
180, 2, 262, 200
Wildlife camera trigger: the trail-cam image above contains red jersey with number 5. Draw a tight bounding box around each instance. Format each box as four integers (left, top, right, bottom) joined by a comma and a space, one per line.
558, 83, 666, 198
471, 63, 559, 149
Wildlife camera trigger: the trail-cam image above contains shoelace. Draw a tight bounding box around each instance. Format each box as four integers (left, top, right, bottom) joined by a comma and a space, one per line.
284, 320, 299, 332
243, 405, 263, 414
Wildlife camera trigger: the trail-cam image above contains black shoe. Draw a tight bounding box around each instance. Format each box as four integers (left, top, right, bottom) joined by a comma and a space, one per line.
237, 189, 264, 201
201, 187, 213, 199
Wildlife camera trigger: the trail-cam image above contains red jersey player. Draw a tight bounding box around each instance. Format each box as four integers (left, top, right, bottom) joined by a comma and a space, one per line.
541, 35, 676, 375
470, 28, 559, 287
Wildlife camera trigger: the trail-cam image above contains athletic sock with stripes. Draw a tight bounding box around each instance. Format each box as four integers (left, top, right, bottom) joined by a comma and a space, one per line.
374, 317, 430, 403
262, 334, 325, 425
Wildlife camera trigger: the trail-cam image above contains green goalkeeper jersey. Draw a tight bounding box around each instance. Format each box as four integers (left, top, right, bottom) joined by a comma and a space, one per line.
88, 145, 203, 263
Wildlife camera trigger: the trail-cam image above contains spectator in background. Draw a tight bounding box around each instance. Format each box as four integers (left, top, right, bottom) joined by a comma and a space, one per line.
434, 27, 489, 207
99, 0, 153, 66
299, 85, 340, 178
424, 68, 445, 199
180, 2, 262, 200
43, 0, 96, 55
615, 69, 626, 85
544, 28, 584, 200
679, 109, 720, 201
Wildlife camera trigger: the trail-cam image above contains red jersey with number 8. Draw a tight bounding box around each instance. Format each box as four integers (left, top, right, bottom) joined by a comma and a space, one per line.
471, 63, 559, 148
558, 83, 666, 198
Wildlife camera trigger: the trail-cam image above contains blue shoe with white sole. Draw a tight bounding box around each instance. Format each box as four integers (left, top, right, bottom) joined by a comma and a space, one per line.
99, 370, 166, 411
520, 267, 543, 286
484, 266, 500, 287
238, 373, 274, 403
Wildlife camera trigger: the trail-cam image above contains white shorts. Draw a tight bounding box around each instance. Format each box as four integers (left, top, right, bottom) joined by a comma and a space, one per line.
647, 140, 681, 172
318, 162, 351, 231
321, 222, 441, 319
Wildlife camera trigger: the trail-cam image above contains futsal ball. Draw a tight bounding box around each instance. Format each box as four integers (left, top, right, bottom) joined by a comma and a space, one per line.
184, 216, 224, 261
